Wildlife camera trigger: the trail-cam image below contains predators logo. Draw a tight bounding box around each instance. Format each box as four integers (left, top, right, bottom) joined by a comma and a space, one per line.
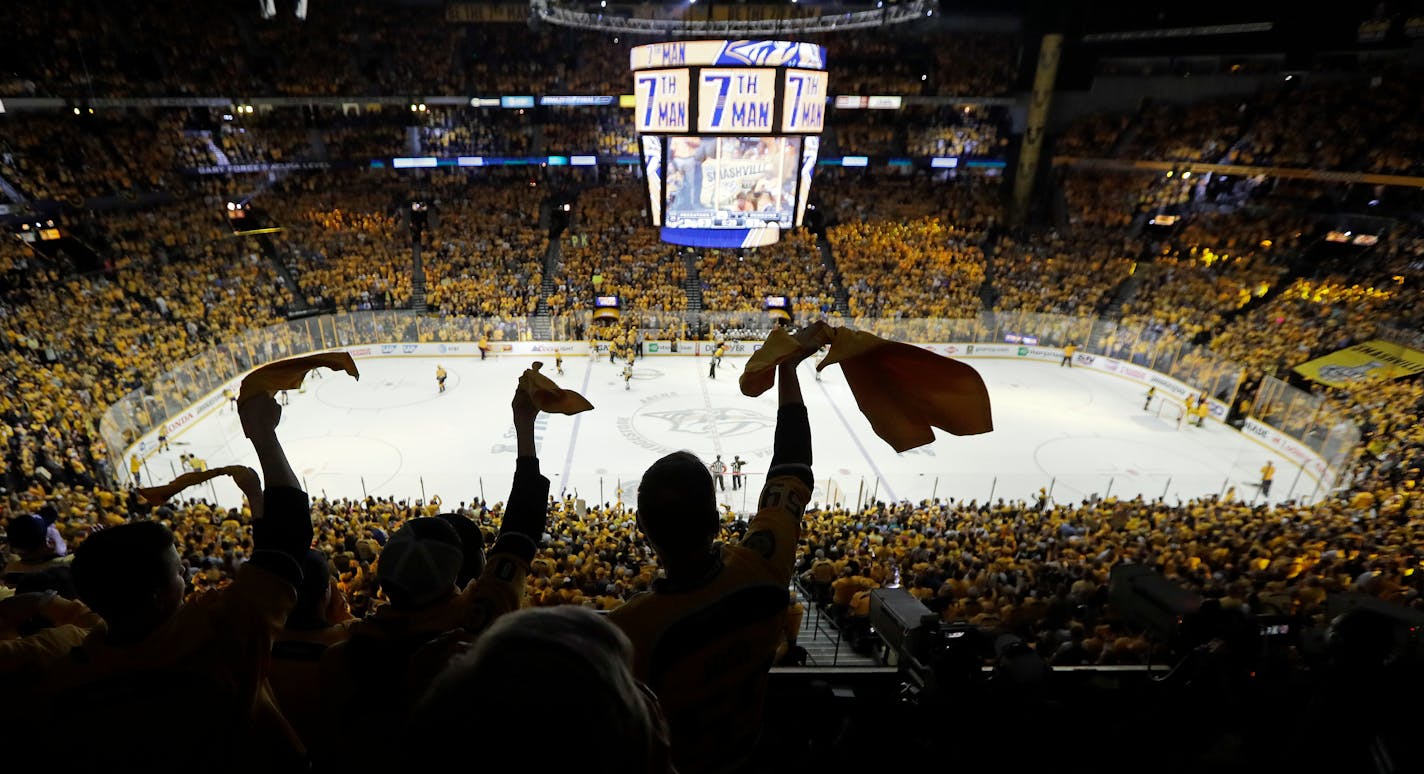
642, 406, 774, 438
618, 394, 777, 456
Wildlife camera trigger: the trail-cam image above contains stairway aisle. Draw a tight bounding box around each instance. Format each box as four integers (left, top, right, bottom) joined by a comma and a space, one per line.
792, 585, 883, 668
816, 235, 851, 318
533, 213, 564, 340
681, 247, 704, 315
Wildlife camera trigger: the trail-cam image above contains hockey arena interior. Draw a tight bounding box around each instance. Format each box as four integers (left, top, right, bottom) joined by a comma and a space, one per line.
2, 1, 1424, 772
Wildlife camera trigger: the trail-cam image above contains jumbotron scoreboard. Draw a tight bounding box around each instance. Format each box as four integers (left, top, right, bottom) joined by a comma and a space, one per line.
632, 40, 827, 248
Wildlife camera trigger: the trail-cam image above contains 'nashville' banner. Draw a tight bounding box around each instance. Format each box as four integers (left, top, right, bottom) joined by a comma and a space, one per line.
1293, 339, 1424, 387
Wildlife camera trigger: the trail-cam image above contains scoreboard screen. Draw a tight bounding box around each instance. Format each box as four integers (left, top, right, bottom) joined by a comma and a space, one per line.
632, 40, 826, 248
664, 136, 802, 246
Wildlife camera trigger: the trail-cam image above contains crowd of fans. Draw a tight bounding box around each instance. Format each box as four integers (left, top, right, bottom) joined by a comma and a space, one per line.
817, 169, 1004, 229
551, 182, 686, 325
905, 105, 1011, 159
418, 108, 534, 157
1115, 97, 1249, 164
829, 216, 987, 319
1, 0, 1026, 101
828, 114, 901, 156
4, 20, 1424, 769
1227, 73, 1408, 171
205, 120, 315, 167
0, 113, 181, 205
263, 170, 547, 327
990, 227, 1139, 317
266, 174, 415, 312
1059, 168, 1161, 229
1055, 65, 1424, 176
1117, 210, 1299, 339
540, 107, 638, 157
421, 181, 547, 322
695, 230, 836, 317
1210, 278, 1399, 378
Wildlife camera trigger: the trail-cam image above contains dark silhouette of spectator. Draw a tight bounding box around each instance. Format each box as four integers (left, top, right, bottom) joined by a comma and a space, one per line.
412, 605, 674, 772
608, 327, 821, 774
437, 510, 487, 588
314, 377, 550, 769
269, 548, 355, 751
26, 393, 312, 772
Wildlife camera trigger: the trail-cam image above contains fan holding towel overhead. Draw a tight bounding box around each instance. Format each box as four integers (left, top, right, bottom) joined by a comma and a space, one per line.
740, 321, 993, 453
238, 351, 361, 405
518, 361, 594, 415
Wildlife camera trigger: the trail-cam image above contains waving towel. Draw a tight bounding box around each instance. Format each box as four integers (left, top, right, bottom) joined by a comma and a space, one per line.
738, 322, 832, 398
521, 361, 594, 415
238, 351, 360, 405
741, 323, 992, 452
137, 466, 260, 506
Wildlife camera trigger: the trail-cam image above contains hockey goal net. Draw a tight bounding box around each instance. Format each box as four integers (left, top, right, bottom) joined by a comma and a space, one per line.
1146, 394, 1186, 426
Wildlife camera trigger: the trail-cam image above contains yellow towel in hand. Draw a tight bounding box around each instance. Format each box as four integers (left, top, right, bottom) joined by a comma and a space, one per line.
238, 351, 360, 404
739, 321, 832, 397
741, 323, 992, 452
137, 466, 259, 505
520, 361, 594, 415
817, 327, 992, 451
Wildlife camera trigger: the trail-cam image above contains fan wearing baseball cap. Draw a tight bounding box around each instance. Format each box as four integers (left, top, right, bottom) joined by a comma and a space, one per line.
313, 374, 552, 770
3, 504, 71, 585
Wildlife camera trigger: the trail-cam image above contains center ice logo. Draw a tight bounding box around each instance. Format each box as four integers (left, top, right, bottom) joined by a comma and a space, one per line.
642, 406, 773, 437
618, 393, 775, 456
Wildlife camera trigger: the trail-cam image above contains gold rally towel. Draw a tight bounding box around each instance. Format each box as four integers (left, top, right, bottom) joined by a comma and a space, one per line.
738, 322, 832, 397
238, 352, 360, 404
521, 361, 594, 415
137, 466, 259, 505
740, 324, 993, 452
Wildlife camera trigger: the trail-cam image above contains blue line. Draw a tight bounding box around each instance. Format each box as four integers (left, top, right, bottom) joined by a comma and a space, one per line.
560, 353, 595, 494
816, 371, 897, 502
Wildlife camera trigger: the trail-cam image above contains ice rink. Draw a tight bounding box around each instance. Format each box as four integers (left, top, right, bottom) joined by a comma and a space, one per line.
137, 353, 1318, 512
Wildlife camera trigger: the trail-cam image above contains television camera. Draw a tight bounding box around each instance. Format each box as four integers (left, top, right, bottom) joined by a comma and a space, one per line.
867, 588, 1049, 701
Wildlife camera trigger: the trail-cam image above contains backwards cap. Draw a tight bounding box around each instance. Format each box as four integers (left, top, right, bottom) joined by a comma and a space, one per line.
377, 518, 464, 609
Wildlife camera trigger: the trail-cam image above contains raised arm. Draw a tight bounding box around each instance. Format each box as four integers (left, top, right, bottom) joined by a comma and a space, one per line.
492, 383, 550, 562
241, 395, 299, 491
454, 381, 552, 636
767, 326, 824, 489
239, 394, 311, 582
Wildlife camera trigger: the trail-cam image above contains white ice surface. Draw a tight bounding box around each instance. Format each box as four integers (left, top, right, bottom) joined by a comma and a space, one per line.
138, 354, 1314, 512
